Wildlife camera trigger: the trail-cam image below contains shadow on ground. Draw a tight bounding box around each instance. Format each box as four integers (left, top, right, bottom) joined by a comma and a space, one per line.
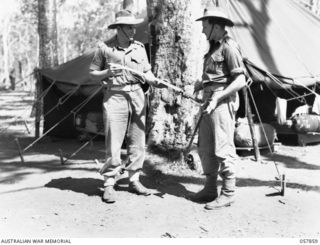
45, 177, 103, 197
5, 156, 318, 202
238, 148, 320, 170
265, 153, 320, 170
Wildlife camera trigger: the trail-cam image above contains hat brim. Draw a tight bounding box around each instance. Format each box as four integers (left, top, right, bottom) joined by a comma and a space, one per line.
108, 18, 144, 29
195, 16, 234, 27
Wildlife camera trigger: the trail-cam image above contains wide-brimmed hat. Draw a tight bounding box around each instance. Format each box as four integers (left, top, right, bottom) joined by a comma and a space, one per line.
196, 8, 234, 27
108, 9, 144, 29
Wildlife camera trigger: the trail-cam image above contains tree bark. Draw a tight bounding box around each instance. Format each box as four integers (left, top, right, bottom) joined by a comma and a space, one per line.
2, 18, 10, 89
36, 0, 59, 137
38, 0, 59, 68
146, 0, 206, 151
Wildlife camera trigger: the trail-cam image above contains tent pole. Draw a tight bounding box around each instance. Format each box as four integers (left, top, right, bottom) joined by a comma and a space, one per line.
242, 86, 260, 161
23, 120, 31, 134
34, 68, 42, 139
14, 138, 25, 163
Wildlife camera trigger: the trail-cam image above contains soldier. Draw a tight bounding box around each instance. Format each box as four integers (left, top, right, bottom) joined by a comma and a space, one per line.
191, 7, 246, 209
89, 9, 159, 203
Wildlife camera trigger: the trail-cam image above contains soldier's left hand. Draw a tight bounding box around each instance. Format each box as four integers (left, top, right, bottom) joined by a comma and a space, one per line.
202, 97, 218, 114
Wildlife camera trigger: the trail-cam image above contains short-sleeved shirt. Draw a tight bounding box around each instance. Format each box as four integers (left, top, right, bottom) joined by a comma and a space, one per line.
202, 31, 245, 85
90, 36, 151, 86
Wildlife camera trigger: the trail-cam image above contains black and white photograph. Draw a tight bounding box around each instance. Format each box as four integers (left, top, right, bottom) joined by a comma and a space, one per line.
0, 0, 320, 243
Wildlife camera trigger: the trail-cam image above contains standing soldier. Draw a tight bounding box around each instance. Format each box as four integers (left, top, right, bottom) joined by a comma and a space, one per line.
191, 7, 246, 209
89, 9, 159, 203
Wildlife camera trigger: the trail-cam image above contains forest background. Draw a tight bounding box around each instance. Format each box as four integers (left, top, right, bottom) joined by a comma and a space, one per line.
1, 0, 319, 91
1, 0, 320, 150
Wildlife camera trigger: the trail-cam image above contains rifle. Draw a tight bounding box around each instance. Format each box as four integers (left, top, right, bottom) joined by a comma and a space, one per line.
109, 63, 202, 104
183, 91, 213, 170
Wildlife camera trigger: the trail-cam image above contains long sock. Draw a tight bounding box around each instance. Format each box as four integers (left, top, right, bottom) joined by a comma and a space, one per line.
104, 176, 115, 187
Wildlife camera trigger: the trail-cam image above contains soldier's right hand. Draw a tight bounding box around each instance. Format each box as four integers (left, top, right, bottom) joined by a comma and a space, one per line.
105, 64, 123, 78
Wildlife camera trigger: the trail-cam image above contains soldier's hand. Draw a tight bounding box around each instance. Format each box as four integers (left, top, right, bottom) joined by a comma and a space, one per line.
106, 64, 123, 77
202, 97, 218, 115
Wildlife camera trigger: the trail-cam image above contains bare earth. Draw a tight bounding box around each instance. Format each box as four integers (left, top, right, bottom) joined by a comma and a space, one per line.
0, 90, 320, 238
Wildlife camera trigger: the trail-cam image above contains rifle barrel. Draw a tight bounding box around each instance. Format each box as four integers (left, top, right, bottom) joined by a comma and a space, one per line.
109, 63, 201, 103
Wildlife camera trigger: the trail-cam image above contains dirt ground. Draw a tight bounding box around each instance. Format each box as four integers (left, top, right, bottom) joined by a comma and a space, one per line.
0, 90, 320, 239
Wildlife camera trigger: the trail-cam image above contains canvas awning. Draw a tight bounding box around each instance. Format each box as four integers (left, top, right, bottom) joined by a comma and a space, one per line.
40, 0, 320, 94
225, 0, 320, 87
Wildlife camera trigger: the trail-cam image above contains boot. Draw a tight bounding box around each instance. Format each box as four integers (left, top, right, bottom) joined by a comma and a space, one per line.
129, 180, 151, 196
205, 178, 235, 209
102, 185, 116, 203
189, 175, 218, 203
204, 194, 234, 210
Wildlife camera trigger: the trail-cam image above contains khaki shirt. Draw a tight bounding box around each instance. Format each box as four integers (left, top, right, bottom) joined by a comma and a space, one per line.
203, 32, 245, 85
202, 32, 245, 108
90, 36, 151, 86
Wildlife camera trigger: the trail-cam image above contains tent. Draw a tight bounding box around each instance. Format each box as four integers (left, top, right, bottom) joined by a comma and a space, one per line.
39, 0, 320, 137
218, 0, 320, 122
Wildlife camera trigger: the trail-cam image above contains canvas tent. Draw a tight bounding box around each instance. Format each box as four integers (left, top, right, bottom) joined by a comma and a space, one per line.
225, 0, 320, 120
39, 0, 320, 137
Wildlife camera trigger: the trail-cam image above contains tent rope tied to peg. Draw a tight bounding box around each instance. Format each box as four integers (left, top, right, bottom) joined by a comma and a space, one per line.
14, 138, 24, 163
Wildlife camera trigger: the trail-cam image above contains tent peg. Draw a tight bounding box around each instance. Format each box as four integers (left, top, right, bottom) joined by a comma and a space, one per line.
14, 138, 25, 163
280, 174, 286, 196
59, 149, 65, 165
275, 174, 286, 196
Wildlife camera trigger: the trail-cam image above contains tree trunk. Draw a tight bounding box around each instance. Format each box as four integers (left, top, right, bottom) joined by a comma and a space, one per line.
146, 0, 206, 151
2, 18, 10, 89
38, 0, 59, 68
36, 0, 59, 137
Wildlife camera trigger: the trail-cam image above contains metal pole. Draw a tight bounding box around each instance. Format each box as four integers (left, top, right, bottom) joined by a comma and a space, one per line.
242, 87, 260, 161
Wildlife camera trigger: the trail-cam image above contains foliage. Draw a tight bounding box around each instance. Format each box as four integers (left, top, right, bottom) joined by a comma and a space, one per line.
57, 0, 122, 58
0, 0, 123, 90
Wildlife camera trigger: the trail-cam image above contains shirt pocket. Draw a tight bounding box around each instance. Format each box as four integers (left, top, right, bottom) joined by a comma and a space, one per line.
129, 56, 144, 72
104, 52, 122, 70
108, 54, 122, 65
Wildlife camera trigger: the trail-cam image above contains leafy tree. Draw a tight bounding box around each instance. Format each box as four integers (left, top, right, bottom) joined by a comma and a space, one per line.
0, 0, 123, 90
57, 0, 121, 60
0, 0, 20, 89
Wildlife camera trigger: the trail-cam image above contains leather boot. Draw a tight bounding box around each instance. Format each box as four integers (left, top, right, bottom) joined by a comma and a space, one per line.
204, 194, 234, 210
205, 178, 235, 209
129, 180, 151, 196
189, 175, 218, 203
102, 185, 116, 203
